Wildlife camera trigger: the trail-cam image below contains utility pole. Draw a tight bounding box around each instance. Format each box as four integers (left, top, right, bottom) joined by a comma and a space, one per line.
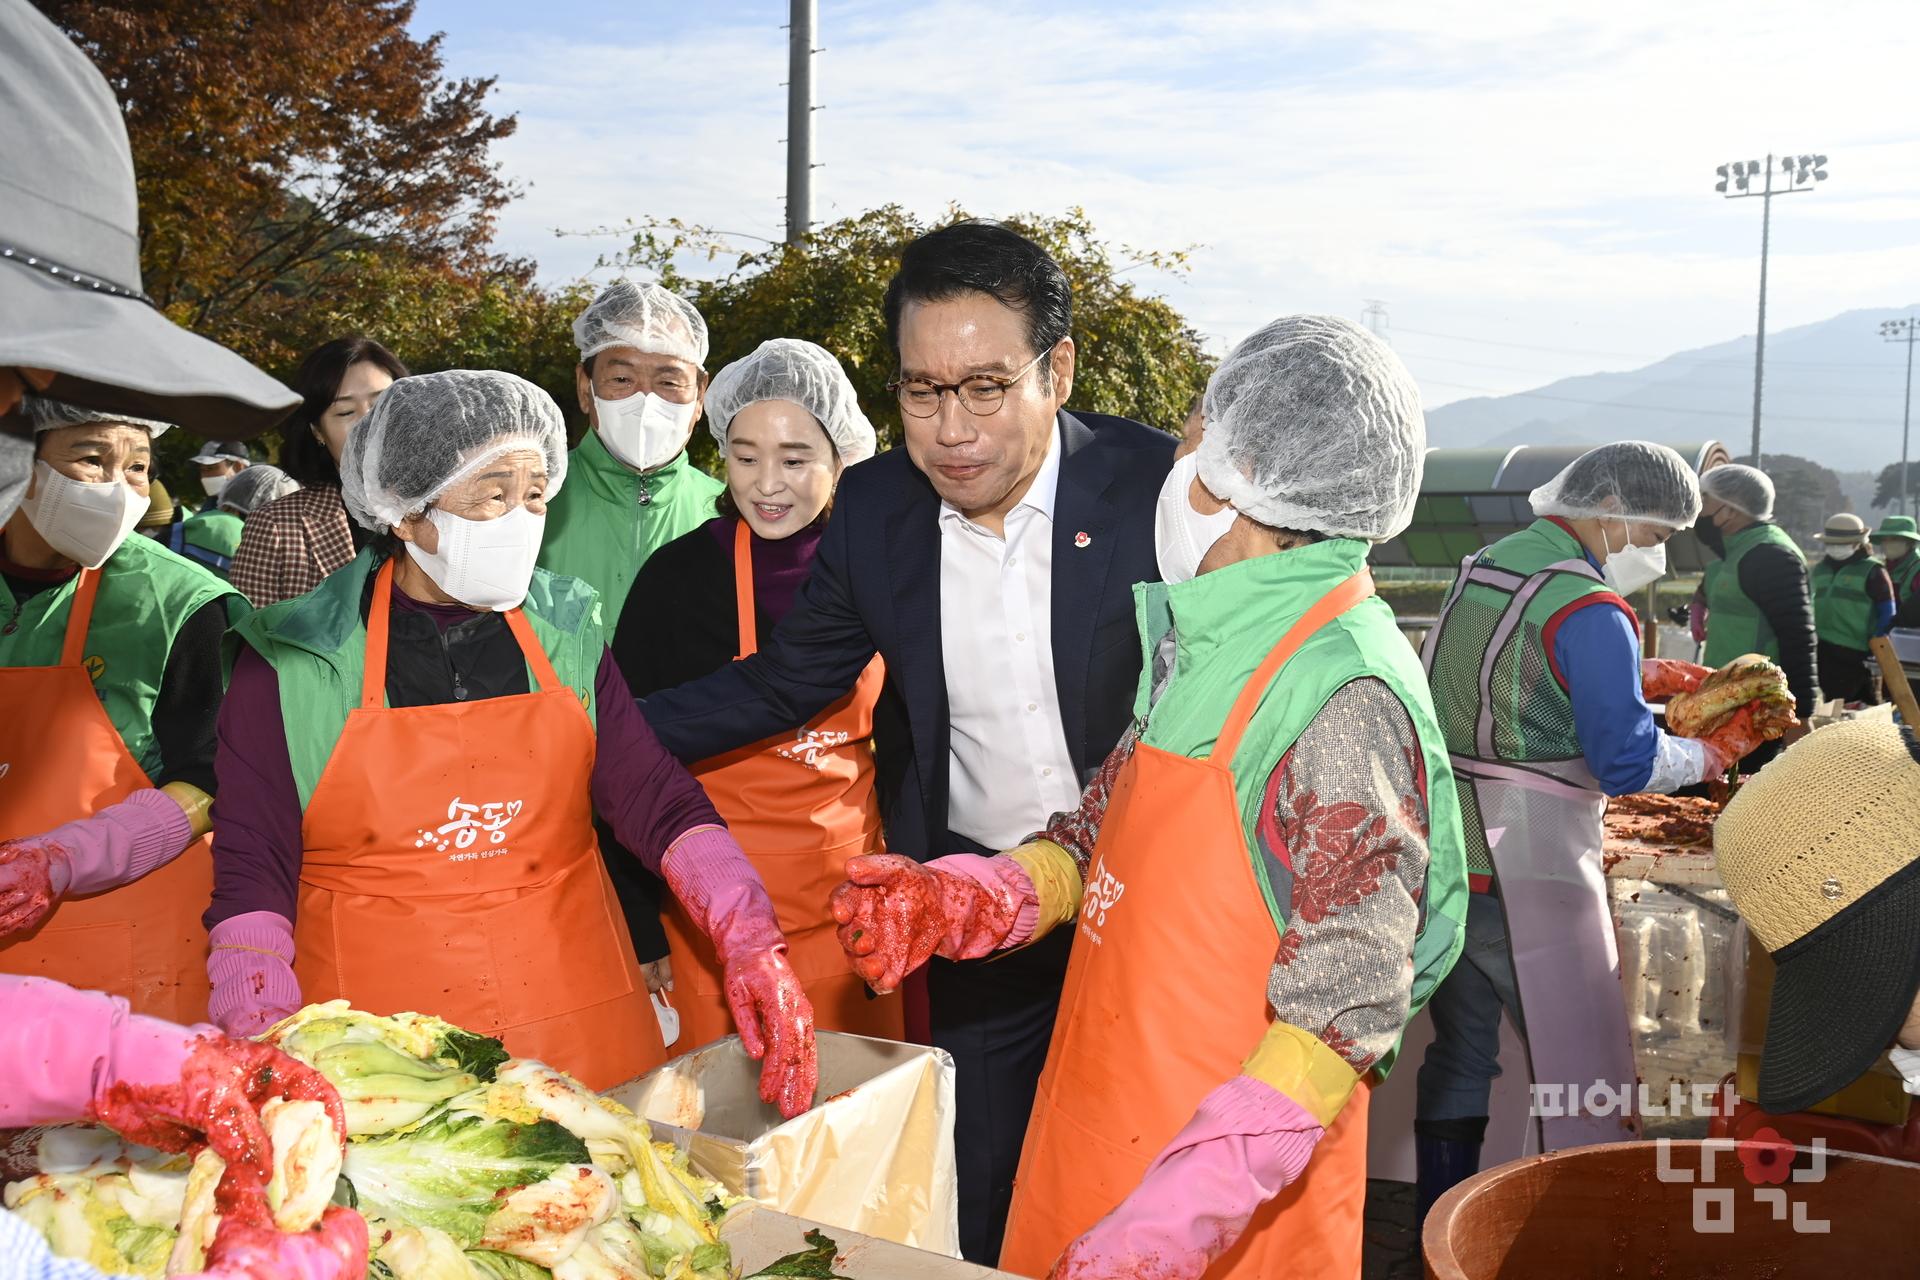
784, 0, 817, 247
1884, 317, 1920, 517
1714, 153, 1830, 464
1361, 299, 1390, 339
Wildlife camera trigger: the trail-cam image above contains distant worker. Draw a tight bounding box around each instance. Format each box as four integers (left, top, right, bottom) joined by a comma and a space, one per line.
1873, 514, 1920, 628
1693, 463, 1818, 737
176, 440, 253, 575
1809, 513, 1893, 705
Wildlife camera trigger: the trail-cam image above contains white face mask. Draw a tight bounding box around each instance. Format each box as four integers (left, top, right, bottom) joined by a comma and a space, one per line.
1824, 543, 1859, 562
200, 474, 231, 499
593, 391, 698, 473
1890, 1047, 1920, 1096
1601, 523, 1667, 596
403, 503, 546, 612
1154, 452, 1239, 585
22, 460, 146, 569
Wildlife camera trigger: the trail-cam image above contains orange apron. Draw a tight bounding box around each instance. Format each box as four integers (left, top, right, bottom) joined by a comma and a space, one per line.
0, 569, 213, 1022
293, 559, 665, 1089
660, 521, 901, 1047
1000, 580, 1373, 1280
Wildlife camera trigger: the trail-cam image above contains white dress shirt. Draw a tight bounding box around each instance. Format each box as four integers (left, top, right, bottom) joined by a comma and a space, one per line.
939, 425, 1083, 849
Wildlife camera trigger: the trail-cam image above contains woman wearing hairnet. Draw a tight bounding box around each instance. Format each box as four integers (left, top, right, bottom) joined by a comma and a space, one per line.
830, 317, 1471, 1279
607, 339, 901, 1046
214, 464, 299, 523
203, 371, 818, 1114
0, 399, 246, 1024
1411, 442, 1760, 1216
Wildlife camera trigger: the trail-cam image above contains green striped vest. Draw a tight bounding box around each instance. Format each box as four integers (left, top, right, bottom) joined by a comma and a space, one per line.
1131, 538, 1468, 1076
1885, 552, 1920, 605
0, 532, 243, 776
228, 549, 605, 807
1420, 519, 1627, 887
1703, 522, 1804, 668
1811, 554, 1881, 652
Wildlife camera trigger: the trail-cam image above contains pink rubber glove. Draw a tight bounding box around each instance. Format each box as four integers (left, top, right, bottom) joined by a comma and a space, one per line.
661, 827, 817, 1119
0, 790, 193, 939
208, 911, 303, 1038
0, 976, 345, 1184
1048, 1076, 1326, 1280
1689, 598, 1708, 646
196, 1197, 368, 1280
829, 853, 1035, 992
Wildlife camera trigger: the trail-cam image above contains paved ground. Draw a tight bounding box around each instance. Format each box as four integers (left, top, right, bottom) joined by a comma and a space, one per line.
1363, 1179, 1422, 1279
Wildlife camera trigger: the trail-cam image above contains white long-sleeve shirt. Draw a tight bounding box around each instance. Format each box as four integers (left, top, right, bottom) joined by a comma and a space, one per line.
938, 426, 1082, 849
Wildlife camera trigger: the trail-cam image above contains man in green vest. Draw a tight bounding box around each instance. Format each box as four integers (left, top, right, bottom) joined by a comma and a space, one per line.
1810, 512, 1894, 704
538, 281, 724, 621
1695, 463, 1819, 734
1414, 442, 1754, 1218
1873, 514, 1920, 627
176, 440, 254, 576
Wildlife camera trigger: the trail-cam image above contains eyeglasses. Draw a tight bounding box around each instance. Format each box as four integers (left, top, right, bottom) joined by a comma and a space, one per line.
887, 345, 1056, 419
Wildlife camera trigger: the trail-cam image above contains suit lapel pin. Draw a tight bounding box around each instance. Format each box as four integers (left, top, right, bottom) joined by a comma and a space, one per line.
1074, 531, 1092, 548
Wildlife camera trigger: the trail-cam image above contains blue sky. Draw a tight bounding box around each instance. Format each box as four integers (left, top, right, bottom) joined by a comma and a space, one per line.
412, 0, 1920, 410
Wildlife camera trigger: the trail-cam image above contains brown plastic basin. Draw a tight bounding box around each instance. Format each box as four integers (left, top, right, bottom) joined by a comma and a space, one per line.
1424, 1139, 1920, 1278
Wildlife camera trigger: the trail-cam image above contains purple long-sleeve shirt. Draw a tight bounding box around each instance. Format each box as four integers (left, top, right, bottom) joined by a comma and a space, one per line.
206, 588, 722, 927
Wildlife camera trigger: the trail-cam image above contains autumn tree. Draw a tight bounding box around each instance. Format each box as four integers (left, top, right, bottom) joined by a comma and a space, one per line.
613, 206, 1214, 468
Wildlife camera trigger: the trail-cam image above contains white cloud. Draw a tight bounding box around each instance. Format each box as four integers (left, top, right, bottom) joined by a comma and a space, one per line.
427, 0, 1919, 408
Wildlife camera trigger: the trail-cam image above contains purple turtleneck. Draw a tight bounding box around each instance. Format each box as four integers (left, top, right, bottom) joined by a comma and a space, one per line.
703, 515, 823, 626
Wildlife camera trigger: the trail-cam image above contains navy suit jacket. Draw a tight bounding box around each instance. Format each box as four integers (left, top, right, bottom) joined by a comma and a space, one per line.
641, 409, 1175, 859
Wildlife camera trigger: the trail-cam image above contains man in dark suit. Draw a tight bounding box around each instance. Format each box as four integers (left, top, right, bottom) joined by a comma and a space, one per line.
640, 220, 1174, 1263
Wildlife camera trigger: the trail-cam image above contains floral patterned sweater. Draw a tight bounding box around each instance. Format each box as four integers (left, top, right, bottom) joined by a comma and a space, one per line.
1038, 631, 1431, 1076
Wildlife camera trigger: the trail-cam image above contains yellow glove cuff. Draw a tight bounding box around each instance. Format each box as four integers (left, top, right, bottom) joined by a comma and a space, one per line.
1009, 840, 1083, 942
1243, 1020, 1362, 1130
160, 782, 215, 840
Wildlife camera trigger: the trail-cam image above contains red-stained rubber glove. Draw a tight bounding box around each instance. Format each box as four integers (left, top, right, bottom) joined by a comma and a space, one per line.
829, 853, 1028, 994
0, 976, 344, 1187
1689, 598, 1708, 646
196, 1206, 369, 1280
1698, 703, 1772, 767
661, 827, 817, 1119
193, 1160, 368, 1280
1641, 657, 1713, 702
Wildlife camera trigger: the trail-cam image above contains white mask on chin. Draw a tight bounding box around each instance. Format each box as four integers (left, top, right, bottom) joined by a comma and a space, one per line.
1154, 452, 1239, 584
593, 391, 697, 472
403, 503, 545, 612
22, 461, 145, 568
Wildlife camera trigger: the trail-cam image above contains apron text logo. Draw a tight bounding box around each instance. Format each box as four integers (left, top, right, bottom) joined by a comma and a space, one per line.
1082, 856, 1126, 929
414, 797, 525, 856
777, 728, 851, 770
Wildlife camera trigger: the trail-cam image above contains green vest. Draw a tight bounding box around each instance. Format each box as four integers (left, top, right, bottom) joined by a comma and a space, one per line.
229, 549, 606, 807
1811, 553, 1881, 652
0, 532, 243, 776
1131, 538, 1468, 1076
1421, 519, 1622, 885
181, 509, 243, 575
1886, 551, 1920, 603
1703, 522, 1804, 667
536, 431, 724, 623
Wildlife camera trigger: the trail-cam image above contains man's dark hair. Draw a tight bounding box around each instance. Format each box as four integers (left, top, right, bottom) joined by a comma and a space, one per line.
279, 336, 409, 486
883, 221, 1072, 370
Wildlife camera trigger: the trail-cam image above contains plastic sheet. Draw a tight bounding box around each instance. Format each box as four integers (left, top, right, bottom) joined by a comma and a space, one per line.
609, 1032, 960, 1256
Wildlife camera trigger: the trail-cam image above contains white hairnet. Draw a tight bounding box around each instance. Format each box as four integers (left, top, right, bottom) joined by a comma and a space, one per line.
573, 281, 709, 367
705, 339, 877, 464
25, 396, 172, 438
1700, 463, 1776, 522
1197, 315, 1424, 540
218, 463, 299, 517
1528, 441, 1700, 530
341, 370, 568, 531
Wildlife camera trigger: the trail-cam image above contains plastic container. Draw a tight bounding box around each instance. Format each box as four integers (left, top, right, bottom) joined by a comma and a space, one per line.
1424, 1139, 1920, 1278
